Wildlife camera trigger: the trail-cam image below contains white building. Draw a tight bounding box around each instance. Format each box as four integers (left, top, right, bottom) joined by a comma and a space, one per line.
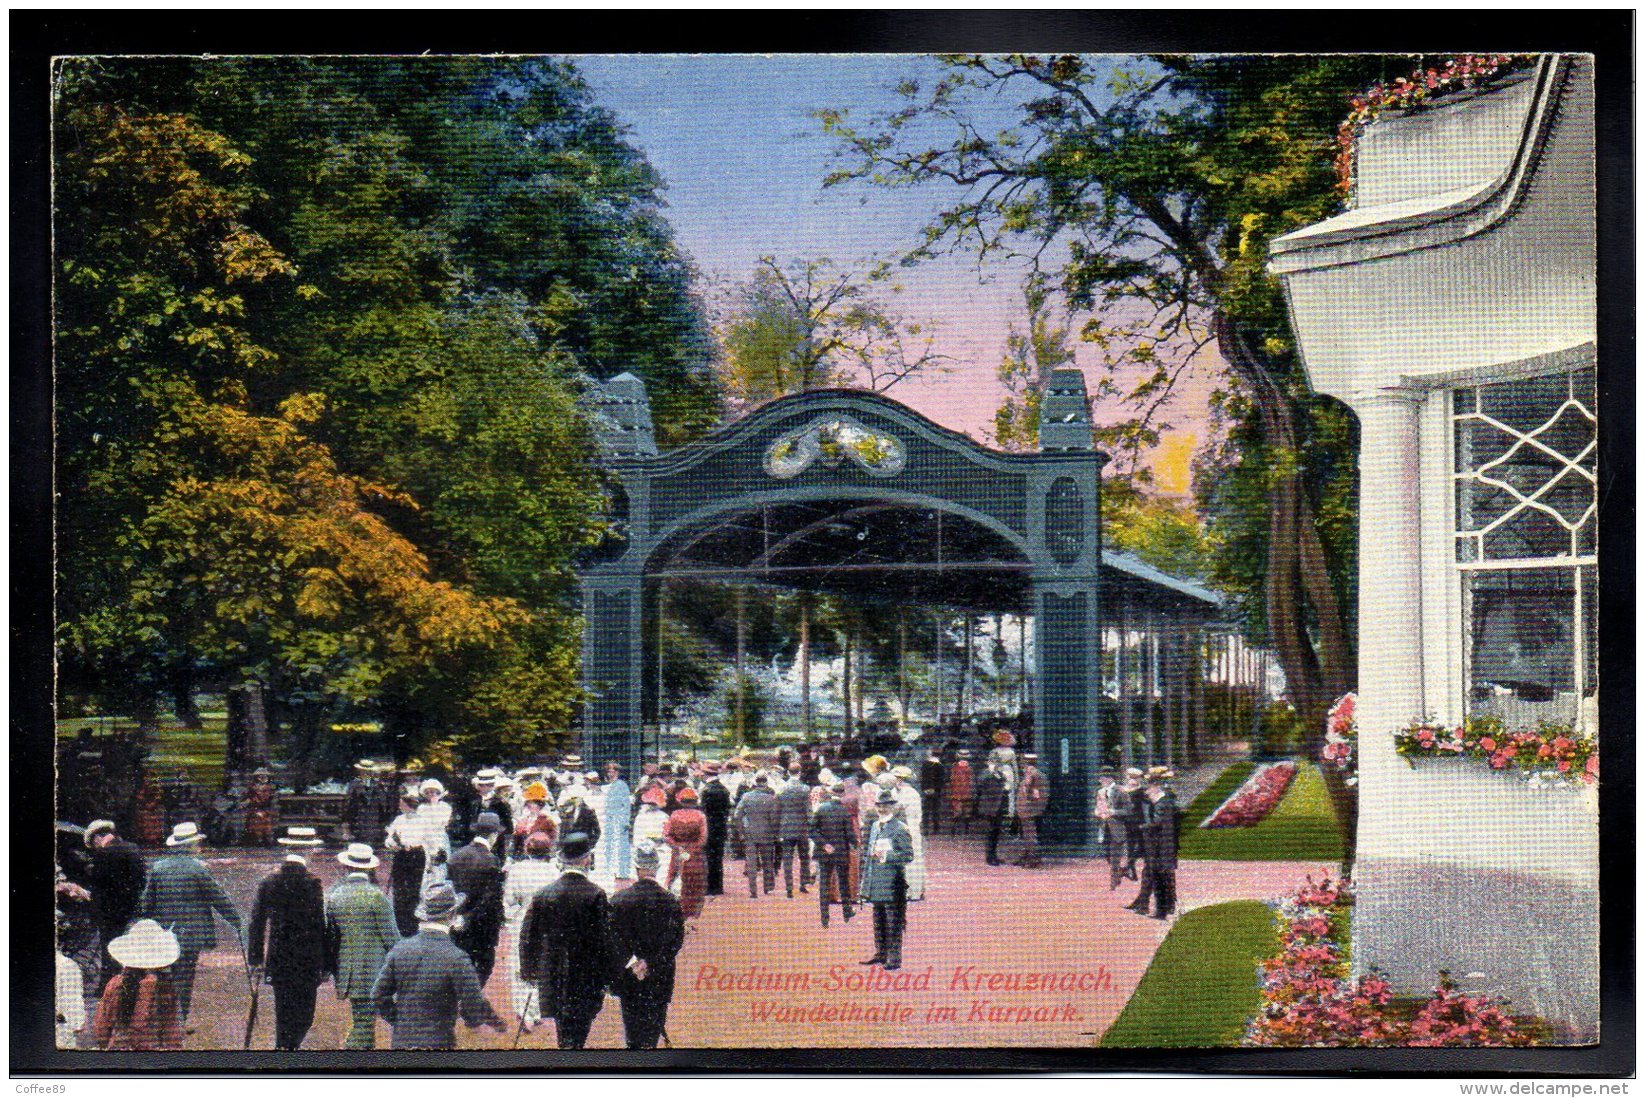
1270, 55, 1598, 1039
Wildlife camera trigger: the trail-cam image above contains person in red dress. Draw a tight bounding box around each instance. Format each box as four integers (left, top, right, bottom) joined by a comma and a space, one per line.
92, 920, 184, 1051
133, 775, 167, 849
947, 750, 975, 836
663, 787, 708, 920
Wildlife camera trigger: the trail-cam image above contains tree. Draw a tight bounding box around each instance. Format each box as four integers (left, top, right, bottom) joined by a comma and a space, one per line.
54, 57, 721, 762
717, 255, 949, 413
993, 278, 1076, 451
819, 54, 1402, 850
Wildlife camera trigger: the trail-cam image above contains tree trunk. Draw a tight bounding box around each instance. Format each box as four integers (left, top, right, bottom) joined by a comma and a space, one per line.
840, 630, 853, 739
170, 672, 202, 731
1214, 313, 1357, 865
734, 588, 747, 742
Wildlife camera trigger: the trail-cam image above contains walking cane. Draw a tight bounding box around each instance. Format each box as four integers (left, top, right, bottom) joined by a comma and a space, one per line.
512, 987, 538, 1049
240, 943, 261, 1050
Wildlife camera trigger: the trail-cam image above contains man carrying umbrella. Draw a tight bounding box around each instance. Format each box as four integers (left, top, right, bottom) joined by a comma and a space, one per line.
247, 826, 330, 1050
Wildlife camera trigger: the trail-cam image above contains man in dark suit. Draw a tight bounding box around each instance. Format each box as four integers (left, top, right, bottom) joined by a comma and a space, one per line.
809, 782, 856, 927
373, 881, 505, 1049
919, 750, 944, 835
973, 762, 1009, 866
607, 839, 686, 1049
858, 789, 914, 970
1130, 769, 1180, 920
85, 820, 147, 991
247, 827, 330, 1050
698, 764, 731, 896
519, 831, 613, 1049
731, 773, 780, 897
776, 765, 813, 897
447, 811, 505, 986
1115, 767, 1146, 883
344, 760, 390, 848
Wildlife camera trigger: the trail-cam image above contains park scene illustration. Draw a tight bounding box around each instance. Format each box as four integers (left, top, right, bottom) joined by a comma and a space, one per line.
50, 51, 1598, 1053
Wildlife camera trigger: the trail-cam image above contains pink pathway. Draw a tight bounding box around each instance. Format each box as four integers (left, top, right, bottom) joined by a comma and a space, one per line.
156, 837, 1328, 1051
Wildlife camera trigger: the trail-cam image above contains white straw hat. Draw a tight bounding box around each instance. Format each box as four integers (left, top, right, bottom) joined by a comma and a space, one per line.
337, 842, 380, 870
107, 919, 180, 970
278, 826, 323, 847
165, 822, 204, 847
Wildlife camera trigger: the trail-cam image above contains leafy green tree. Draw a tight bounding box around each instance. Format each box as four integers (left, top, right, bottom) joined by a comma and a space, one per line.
993, 278, 1075, 451
54, 56, 723, 763
716, 255, 948, 412
819, 54, 1408, 847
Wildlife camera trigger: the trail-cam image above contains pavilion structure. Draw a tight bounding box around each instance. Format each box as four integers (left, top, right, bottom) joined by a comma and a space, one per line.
577, 371, 1249, 856
1271, 54, 1597, 1037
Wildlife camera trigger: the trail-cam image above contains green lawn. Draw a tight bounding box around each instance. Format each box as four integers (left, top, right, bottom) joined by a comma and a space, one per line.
59, 721, 231, 788
1178, 759, 1346, 862
1100, 900, 1278, 1047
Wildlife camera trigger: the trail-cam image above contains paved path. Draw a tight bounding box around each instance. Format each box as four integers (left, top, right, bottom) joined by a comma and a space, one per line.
91, 836, 1330, 1051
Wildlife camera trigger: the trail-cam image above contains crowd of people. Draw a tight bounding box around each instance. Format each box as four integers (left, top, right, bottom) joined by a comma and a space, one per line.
55, 731, 1185, 1052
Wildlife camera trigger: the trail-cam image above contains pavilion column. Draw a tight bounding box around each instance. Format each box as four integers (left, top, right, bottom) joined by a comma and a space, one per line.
799, 597, 812, 739
1032, 569, 1102, 857
1143, 614, 1156, 764
580, 567, 646, 778
1118, 593, 1133, 768
1348, 387, 1428, 977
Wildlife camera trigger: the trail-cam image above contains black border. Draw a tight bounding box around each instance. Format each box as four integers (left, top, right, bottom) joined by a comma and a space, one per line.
10, 9, 1635, 1077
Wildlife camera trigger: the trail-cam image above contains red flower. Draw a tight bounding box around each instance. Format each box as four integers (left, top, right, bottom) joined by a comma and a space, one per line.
1479, 737, 1496, 752
1558, 760, 1571, 772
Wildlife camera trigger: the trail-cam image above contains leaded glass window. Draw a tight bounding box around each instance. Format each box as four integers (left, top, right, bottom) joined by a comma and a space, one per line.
1453, 367, 1597, 732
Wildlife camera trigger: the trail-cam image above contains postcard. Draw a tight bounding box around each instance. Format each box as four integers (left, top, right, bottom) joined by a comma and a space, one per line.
24, 27, 1628, 1075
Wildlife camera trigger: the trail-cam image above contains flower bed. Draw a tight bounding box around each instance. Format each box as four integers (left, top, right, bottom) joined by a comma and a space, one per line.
1319, 693, 1357, 786
1394, 716, 1597, 788
1245, 876, 1538, 1047
1336, 54, 1537, 201
1199, 761, 1296, 829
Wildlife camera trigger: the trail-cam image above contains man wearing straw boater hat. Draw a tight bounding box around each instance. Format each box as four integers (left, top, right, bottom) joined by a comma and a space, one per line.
139, 821, 243, 1029
84, 818, 147, 992
326, 842, 402, 1049
247, 827, 329, 1049
372, 881, 504, 1049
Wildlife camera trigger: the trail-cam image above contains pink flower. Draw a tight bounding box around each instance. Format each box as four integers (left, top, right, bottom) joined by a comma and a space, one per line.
1558, 760, 1571, 772
1479, 737, 1496, 752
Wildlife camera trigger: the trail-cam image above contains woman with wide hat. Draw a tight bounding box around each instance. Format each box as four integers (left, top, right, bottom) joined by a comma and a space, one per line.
92, 919, 184, 1050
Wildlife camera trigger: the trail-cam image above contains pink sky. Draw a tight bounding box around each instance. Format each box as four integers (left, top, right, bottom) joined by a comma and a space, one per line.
575, 54, 1225, 497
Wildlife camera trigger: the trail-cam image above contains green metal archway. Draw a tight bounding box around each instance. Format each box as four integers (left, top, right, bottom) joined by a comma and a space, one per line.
579, 370, 1107, 855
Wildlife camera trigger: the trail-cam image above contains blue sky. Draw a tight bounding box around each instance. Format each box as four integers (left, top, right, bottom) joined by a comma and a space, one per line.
573, 54, 1214, 482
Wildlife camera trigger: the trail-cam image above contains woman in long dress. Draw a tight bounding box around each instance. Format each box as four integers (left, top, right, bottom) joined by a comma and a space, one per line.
632, 786, 672, 886
501, 831, 561, 1031
663, 787, 708, 920
890, 767, 926, 900
382, 791, 427, 937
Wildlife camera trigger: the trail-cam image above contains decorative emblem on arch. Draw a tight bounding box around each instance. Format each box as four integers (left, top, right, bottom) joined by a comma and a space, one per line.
763, 415, 907, 479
